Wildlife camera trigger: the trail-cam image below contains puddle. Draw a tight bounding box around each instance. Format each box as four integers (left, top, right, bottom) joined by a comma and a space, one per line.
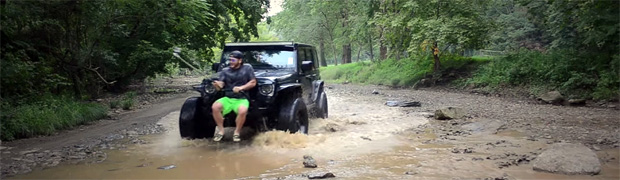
495, 130, 525, 138
9, 92, 618, 179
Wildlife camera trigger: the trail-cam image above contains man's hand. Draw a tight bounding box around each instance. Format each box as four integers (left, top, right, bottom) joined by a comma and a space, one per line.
233, 86, 243, 93
212, 81, 223, 91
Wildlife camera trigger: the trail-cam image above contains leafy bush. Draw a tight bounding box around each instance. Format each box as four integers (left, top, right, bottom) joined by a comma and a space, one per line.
320, 54, 480, 87
120, 91, 137, 110
109, 100, 120, 109
467, 50, 619, 100
121, 99, 134, 110
1, 96, 108, 141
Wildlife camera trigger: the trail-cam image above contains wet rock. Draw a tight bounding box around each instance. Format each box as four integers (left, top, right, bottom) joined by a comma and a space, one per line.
461, 119, 505, 134
420, 112, 434, 118
533, 143, 601, 175
137, 162, 153, 167
404, 171, 418, 175
452, 147, 473, 154
348, 121, 367, 125
371, 89, 379, 94
323, 123, 341, 132
307, 172, 335, 179
107, 168, 122, 171
360, 136, 372, 141
19, 149, 39, 155
539, 91, 564, 104
126, 130, 138, 136
568, 99, 586, 106
435, 107, 466, 120
385, 101, 421, 107
472, 157, 484, 161
157, 164, 176, 170
303, 155, 317, 168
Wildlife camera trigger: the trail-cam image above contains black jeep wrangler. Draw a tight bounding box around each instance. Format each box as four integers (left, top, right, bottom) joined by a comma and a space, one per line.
179, 42, 328, 139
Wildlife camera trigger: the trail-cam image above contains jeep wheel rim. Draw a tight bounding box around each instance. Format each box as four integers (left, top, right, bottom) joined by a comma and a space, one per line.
295, 111, 307, 133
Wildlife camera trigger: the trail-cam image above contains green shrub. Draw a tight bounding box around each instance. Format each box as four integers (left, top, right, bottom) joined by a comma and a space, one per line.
121, 99, 134, 110
109, 100, 120, 109
118, 91, 138, 110
1, 96, 108, 141
320, 54, 476, 87
467, 50, 619, 100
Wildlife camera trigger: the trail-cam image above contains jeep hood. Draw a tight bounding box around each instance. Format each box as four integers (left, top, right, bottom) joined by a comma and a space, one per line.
255, 70, 295, 83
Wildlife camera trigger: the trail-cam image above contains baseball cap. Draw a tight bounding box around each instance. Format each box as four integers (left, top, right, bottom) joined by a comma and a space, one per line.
229, 50, 244, 59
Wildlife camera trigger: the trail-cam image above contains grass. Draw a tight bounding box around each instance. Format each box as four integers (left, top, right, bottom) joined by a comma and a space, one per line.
466, 50, 619, 100
1, 96, 108, 141
320, 54, 489, 87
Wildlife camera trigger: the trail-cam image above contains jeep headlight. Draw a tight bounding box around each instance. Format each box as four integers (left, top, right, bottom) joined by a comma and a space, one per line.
259, 84, 274, 96
204, 83, 217, 94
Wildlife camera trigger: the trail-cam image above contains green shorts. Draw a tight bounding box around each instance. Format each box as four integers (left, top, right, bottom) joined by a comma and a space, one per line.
215, 97, 249, 116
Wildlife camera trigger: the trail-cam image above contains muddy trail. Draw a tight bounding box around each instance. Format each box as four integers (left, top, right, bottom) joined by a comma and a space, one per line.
2, 81, 619, 179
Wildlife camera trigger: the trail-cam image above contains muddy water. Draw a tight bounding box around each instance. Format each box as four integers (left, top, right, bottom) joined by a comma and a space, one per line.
11, 92, 620, 179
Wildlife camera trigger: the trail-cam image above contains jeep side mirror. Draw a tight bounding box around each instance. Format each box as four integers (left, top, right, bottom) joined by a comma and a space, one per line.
211, 63, 220, 72
301, 61, 313, 72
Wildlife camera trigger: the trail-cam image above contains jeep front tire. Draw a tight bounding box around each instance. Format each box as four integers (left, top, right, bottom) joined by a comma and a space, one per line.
277, 97, 309, 134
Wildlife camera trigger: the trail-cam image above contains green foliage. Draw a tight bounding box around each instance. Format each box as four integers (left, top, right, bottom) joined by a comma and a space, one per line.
321, 55, 483, 87
120, 91, 137, 110
467, 50, 619, 100
1, 96, 108, 141
109, 100, 120, 109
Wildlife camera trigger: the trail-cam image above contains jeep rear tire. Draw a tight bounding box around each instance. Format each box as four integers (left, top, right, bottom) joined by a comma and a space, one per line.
179, 97, 216, 139
316, 92, 328, 119
277, 97, 309, 134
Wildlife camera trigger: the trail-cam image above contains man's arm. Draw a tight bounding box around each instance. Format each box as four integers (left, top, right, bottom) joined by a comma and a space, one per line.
240, 78, 257, 91
213, 71, 226, 91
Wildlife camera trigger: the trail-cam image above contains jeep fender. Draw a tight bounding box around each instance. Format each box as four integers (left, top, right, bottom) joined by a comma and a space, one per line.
276, 83, 302, 100
312, 80, 324, 103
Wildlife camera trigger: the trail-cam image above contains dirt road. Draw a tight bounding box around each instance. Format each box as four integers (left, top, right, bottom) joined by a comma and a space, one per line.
2, 80, 618, 179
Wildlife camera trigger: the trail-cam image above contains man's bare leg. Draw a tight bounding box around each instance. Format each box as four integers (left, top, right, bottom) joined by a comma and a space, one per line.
212, 102, 225, 135
234, 106, 248, 135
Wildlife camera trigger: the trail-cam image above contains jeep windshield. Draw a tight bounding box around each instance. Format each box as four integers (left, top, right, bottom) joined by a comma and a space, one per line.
221, 47, 296, 71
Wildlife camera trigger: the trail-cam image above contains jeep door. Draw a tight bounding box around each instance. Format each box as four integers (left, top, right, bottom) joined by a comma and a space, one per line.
297, 46, 319, 105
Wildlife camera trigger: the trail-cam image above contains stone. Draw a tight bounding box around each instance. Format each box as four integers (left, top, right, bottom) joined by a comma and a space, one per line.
435, 107, 466, 120
308, 172, 335, 179
157, 164, 176, 170
303, 155, 318, 168
404, 171, 418, 175
19, 149, 40, 155
385, 101, 421, 107
323, 123, 341, 132
371, 89, 379, 94
126, 131, 138, 136
539, 91, 564, 104
532, 143, 601, 175
303, 155, 317, 168
360, 136, 372, 141
420, 112, 434, 118
568, 99, 586, 106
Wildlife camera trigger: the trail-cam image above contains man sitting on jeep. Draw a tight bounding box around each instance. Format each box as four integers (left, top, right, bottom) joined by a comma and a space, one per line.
211, 50, 257, 142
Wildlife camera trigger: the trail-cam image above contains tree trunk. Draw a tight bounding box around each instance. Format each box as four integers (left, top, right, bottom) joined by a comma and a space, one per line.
433, 42, 441, 72
319, 38, 327, 67
369, 35, 374, 62
356, 45, 362, 62
341, 44, 351, 64
380, 43, 387, 60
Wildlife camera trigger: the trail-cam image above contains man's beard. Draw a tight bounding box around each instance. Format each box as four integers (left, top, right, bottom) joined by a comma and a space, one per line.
230, 62, 241, 69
